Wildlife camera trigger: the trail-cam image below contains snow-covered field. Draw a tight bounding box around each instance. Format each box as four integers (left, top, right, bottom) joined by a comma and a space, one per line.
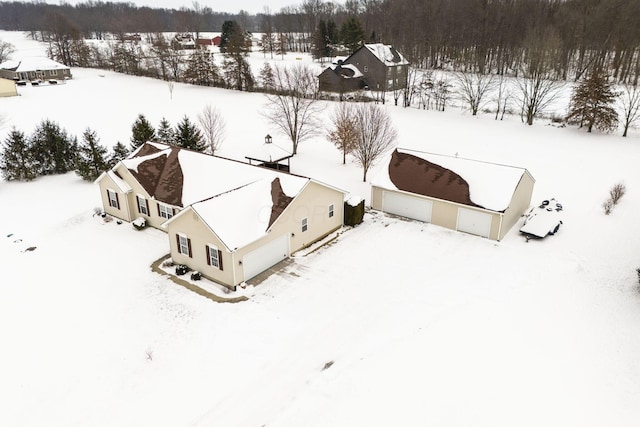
1, 31, 640, 427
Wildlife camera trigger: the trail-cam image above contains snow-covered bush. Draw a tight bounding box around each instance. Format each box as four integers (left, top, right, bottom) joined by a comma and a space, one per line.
175, 264, 190, 276
344, 197, 365, 226
190, 271, 202, 281
161, 258, 174, 268
132, 216, 147, 230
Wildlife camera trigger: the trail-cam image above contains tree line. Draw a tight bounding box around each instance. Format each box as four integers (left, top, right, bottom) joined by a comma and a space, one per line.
2, 0, 640, 84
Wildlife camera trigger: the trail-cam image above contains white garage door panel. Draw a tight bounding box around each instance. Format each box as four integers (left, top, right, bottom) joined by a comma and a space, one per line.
383, 191, 433, 222
457, 208, 492, 238
243, 235, 289, 281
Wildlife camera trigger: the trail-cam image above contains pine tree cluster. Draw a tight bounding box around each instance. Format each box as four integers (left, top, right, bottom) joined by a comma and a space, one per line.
0, 120, 128, 182
1, 113, 210, 182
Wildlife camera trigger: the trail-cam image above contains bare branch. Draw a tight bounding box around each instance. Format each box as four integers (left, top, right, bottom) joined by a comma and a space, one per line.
261, 64, 322, 155
198, 105, 226, 155
352, 103, 398, 181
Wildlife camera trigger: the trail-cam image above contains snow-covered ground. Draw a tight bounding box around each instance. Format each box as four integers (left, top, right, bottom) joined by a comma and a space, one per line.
1, 31, 640, 427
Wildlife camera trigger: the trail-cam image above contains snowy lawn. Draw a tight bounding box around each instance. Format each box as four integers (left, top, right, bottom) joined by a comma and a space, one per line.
1, 31, 640, 426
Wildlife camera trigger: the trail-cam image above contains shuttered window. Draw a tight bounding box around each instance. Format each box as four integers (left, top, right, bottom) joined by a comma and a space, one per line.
329, 204, 334, 218
136, 195, 149, 215
206, 245, 223, 270
107, 189, 119, 209
176, 234, 191, 257
302, 217, 308, 232
158, 203, 173, 219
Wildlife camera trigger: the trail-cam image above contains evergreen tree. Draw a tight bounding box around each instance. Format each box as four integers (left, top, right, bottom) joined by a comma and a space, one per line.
340, 17, 365, 53
219, 20, 253, 91
109, 141, 129, 167
156, 117, 175, 145
184, 49, 220, 86
275, 33, 287, 59
326, 20, 338, 47
258, 62, 275, 91
566, 69, 619, 133
312, 20, 329, 61
130, 114, 156, 149
31, 119, 76, 176
0, 128, 37, 181
174, 116, 206, 152
75, 128, 109, 181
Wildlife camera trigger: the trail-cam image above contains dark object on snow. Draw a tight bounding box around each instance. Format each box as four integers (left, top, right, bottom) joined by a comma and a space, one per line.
175, 264, 190, 276
344, 199, 365, 226
22, 246, 37, 252
520, 198, 563, 241
190, 271, 202, 281
322, 360, 334, 370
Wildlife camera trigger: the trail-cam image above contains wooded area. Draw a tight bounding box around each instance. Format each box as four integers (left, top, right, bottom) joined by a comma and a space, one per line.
1, 0, 639, 84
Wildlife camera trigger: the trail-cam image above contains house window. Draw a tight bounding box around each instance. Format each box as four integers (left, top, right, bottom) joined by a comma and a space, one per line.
107, 189, 119, 209
63, 69, 68, 75
177, 234, 191, 257
50, 69, 57, 76
329, 204, 334, 218
363, 65, 368, 73
302, 217, 308, 232
136, 195, 148, 215
158, 203, 173, 219
206, 244, 223, 270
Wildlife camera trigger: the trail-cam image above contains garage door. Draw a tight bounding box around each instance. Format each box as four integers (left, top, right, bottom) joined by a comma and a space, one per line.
457, 208, 493, 238
242, 235, 289, 281
383, 191, 433, 222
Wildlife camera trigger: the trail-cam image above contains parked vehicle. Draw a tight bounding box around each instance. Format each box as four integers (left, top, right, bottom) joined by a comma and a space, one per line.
520, 198, 563, 241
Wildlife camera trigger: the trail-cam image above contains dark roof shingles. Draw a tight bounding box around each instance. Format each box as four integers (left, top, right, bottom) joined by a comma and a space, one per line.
388, 149, 482, 209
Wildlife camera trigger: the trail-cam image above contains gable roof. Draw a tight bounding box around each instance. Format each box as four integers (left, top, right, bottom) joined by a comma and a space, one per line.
372, 148, 532, 212
0, 57, 70, 73
121, 142, 310, 208
185, 177, 304, 251
360, 44, 409, 66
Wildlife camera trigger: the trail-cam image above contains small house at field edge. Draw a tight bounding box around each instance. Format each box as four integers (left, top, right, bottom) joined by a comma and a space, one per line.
371, 148, 535, 241
319, 44, 409, 94
0, 57, 71, 81
96, 142, 346, 289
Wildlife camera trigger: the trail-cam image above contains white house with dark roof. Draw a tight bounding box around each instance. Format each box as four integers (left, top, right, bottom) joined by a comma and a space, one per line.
96, 142, 346, 288
0, 57, 71, 82
371, 148, 535, 240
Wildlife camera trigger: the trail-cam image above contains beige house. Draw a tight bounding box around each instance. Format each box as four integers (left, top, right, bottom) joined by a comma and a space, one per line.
371, 148, 535, 241
96, 142, 345, 289
0, 57, 71, 82
0, 77, 17, 97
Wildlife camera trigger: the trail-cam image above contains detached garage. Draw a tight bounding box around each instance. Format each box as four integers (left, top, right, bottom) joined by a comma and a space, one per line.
371, 148, 535, 241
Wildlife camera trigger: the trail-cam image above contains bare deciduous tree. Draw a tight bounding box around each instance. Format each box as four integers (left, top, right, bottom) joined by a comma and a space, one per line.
198, 104, 226, 155
494, 74, 513, 120
0, 39, 15, 63
327, 102, 358, 164
261, 64, 322, 155
619, 84, 640, 137
352, 103, 398, 182
455, 72, 495, 116
516, 71, 563, 125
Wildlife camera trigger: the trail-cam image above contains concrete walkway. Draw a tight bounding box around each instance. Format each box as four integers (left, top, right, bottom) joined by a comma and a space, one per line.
150, 255, 248, 304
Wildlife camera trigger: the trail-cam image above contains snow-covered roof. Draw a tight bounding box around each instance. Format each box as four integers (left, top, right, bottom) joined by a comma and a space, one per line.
190, 177, 306, 250
372, 148, 531, 212
0, 57, 70, 72
120, 142, 310, 207
95, 170, 132, 193
245, 142, 292, 163
325, 63, 364, 78
120, 142, 323, 249
363, 44, 409, 66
